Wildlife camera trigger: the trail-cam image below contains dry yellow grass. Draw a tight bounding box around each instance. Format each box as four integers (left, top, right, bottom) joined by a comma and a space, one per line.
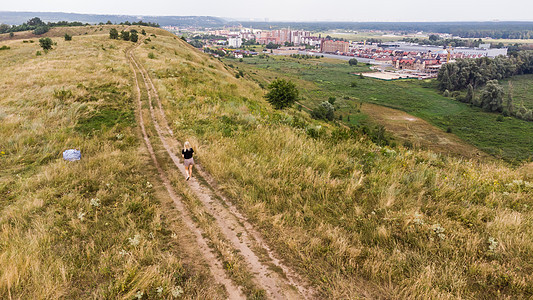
0, 27, 225, 299
136, 31, 533, 298
2, 24, 533, 299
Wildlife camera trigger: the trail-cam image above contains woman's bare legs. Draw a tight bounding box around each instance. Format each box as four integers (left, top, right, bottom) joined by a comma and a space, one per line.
188, 165, 193, 178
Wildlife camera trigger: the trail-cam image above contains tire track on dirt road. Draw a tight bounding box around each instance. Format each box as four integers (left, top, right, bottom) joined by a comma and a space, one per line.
126, 45, 245, 300
129, 44, 316, 299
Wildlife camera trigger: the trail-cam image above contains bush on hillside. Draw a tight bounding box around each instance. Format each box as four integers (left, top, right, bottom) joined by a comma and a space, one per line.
39, 37, 53, 50
109, 28, 119, 39
120, 30, 130, 41
130, 31, 138, 42
311, 101, 335, 121
265, 79, 299, 109
64, 33, 72, 41
33, 25, 50, 35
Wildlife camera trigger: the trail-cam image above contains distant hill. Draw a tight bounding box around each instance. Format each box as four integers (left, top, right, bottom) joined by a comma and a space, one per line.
0, 11, 226, 27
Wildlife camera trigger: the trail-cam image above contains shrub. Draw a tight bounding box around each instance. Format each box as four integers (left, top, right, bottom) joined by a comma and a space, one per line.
39, 37, 53, 50
109, 28, 119, 39
120, 31, 130, 41
311, 101, 335, 121
148, 52, 156, 59
33, 25, 50, 35
36, 51, 42, 56
141, 29, 146, 35
443, 89, 450, 97
9, 32, 14, 38
130, 31, 138, 42
328, 96, 336, 105
265, 79, 299, 109
350, 81, 357, 87
348, 58, 358, 66
64, 33, 72, 41
0, 45, 10, 50
496, 115, 504, 122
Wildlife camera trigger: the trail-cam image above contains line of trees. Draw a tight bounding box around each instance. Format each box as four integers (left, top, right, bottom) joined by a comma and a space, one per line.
109, 28, 139, 42
438, 52, 533, 121
0, 17, 88, 35
437, 51, 533, 91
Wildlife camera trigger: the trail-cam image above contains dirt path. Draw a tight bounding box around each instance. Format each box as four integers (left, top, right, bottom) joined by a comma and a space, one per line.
127, 46, 245, 299
128, 43, 315, 299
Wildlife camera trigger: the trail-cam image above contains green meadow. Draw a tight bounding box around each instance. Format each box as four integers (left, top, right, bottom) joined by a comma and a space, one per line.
228, 55, 533, 162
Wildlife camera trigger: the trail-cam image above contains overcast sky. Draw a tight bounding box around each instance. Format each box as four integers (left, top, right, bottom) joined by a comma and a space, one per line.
2, 0, 533, 22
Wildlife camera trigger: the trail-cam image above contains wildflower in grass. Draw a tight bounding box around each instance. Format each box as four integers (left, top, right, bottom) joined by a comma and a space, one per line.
146, 181, 153, 189
431, 223, 446, 240
129, 234, 141, 246
0, 151, 5, 155
171, 233, 178, 239
116, 133, 124, 140
119, 249, 128, 256
156, 286, 163, 295
90, 198, 100, 208
78, 211, 86, 221
135, 290, 143, 299
171, 286, 183, 297
488, 237, 498, 253
413, 212, 424, 225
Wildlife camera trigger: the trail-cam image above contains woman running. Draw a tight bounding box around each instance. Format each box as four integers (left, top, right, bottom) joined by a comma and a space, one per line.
182, 141, 194, 181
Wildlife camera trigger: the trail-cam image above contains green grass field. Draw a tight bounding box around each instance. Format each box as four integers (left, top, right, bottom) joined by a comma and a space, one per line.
502, 74, 533, 110
228, 55, 533, 162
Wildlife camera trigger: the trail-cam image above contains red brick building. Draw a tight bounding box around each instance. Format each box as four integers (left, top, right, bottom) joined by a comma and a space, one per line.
320, 40, 349, 53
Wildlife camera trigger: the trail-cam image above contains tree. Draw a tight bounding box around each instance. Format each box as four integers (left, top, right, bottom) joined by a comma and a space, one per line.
265, 79, 299, 109
266, 42, 279, 49
465, 84, 474, 103
109, 28, 119, 39
348, 58, 358, 66
120, 30, 130, 41
141, 29, 146, 35
33, 25, 50, 35
64, 33, 72, 41
130, 31, 138, 42
480, 80, 504, 112
27, 17, 45, 27
106, 20, 113, 25
39, 37, 53, 50
311, 101, 335, 121
429, 34, 440, 41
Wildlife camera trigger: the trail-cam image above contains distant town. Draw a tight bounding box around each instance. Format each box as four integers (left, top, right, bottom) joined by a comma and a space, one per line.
165, 25, 509, 79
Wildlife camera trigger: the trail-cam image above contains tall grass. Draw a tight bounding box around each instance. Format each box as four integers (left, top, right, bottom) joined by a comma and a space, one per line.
0, 28, 224, 299
137, 32, 533, 298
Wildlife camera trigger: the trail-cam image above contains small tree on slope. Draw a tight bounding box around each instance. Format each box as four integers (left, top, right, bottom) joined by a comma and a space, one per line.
265, 79, 299, 109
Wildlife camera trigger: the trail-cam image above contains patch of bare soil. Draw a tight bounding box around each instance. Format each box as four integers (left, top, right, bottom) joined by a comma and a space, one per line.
361, 103, 492, 160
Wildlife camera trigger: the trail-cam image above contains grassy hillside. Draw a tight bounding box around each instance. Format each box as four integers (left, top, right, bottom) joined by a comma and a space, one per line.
227, 55, 533, 162
137, 34, 533, 298
0, 27, 225, 299
2, 25, 533, 299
